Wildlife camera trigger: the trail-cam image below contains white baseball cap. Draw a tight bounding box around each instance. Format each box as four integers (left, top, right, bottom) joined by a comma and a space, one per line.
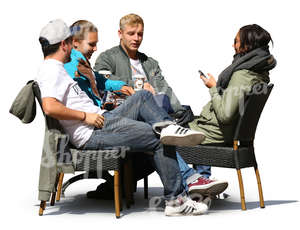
39, 19, 71, 45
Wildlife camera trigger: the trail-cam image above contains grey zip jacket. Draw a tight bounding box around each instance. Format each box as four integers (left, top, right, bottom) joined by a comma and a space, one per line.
94, 45, 184, 112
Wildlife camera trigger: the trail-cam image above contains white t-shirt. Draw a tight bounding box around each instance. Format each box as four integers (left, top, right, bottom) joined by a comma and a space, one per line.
36, 59, 105, 148
130, 58, 147, 80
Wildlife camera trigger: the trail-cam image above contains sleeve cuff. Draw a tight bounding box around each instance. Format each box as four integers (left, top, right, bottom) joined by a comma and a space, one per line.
117, 81, 126, 90
209, 86, 218, 97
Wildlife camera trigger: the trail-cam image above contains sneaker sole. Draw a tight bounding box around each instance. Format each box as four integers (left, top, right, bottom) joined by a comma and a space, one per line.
165, 209, 207, 216
189, 182, 228, 197
160, 133, 205, 147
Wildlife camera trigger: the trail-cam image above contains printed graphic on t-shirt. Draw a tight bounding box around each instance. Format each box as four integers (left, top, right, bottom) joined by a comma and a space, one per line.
72, 84, 81, 95
72, 84, 80, 95
130, 58, 147, 81
131, 64, 143, 76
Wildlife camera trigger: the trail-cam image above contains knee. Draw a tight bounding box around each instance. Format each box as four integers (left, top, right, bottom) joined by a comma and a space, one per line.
136, 89, 152, 98
136, 122, 161, 148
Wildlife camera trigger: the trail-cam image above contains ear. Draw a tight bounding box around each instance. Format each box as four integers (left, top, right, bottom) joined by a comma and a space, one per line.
118, 29, 122, 40
61, 40, 67, 51
73, 38, 80, 49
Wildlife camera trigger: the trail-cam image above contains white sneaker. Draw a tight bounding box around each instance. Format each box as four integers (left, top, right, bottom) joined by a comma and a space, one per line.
160, 124, 206, 146
152, 120, 175, 135
164, 196, 208, 216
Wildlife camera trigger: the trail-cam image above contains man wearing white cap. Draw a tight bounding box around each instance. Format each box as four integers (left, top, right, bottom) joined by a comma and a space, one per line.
36, 19, 209, 216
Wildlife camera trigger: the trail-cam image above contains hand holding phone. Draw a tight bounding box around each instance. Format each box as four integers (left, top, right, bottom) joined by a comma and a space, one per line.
199, 71, 217, 88
198, 70, 207, 78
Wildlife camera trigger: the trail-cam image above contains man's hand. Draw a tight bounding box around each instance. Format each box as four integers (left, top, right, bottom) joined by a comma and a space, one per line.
143, 82, 156, 94
200, 73, 217, 88
120, 85, 135, 96
84, 113, 105, 128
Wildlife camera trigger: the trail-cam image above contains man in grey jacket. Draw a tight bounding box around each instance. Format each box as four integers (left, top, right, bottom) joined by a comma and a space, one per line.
91, 14, 204, 198
94, 14, 193, 123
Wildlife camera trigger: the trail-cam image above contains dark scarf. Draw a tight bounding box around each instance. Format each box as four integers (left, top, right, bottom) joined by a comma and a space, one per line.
216, 46, 276, 94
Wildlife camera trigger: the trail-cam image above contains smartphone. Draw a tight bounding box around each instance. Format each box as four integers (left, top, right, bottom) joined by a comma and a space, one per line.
198, 70, 207, 78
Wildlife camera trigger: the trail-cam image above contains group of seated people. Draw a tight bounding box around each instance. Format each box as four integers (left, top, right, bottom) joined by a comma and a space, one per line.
37, 14, 276, 216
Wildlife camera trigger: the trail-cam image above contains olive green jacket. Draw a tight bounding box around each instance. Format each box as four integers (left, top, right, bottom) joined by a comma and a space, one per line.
189, 69, 270, 144
10, 81, 75, 201
94, 45, 184, 112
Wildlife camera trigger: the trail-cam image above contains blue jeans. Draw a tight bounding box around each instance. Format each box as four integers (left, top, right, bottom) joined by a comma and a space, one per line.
195, 165, 211, 178
176, 153, 211, 192
153, 93, 174, 114
153, 94, 211, 183
82, 90, 185, 200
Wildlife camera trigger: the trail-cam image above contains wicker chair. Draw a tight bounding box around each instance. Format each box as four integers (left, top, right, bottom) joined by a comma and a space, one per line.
32, 82, 132, 218
177, 83, 274, 210
141, 83, 274, 210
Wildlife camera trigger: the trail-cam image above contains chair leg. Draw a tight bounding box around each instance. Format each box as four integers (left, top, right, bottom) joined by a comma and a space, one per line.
255, 167, 265, 208
50, 192, 56, 206
236, 169, 246, 210
114, 170, 121, 218
144, 176, 148, 199
50, 173, 60, 206
56, 173, 64, 202
39, 201, 46, 216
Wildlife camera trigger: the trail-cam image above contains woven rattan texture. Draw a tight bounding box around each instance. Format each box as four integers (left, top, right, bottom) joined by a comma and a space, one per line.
71, 149, 124, 171
177, 145, 257, 169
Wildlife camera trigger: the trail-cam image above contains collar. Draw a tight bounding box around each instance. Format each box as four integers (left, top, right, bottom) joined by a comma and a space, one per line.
44, 58, 64, 66
118, 44, 145, 62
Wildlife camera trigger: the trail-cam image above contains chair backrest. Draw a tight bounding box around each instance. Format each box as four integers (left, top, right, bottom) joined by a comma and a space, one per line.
32, 81, 74, 164
32, 81, 42, 109
32, 81, 64, 132
233, 83, 274, 142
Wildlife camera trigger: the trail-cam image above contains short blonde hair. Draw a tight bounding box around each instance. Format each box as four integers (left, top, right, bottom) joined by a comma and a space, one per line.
70, 20, 98, 41
119, 14, 144, 30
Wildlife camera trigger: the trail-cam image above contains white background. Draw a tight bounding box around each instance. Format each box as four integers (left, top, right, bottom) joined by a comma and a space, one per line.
1, 0, 300, 229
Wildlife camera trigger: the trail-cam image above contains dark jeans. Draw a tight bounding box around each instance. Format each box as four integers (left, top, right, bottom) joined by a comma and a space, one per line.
82, 90, 185, 200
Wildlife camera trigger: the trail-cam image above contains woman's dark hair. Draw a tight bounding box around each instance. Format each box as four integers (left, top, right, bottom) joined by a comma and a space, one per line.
239, 24, 273, 53
39, 37, 72, 57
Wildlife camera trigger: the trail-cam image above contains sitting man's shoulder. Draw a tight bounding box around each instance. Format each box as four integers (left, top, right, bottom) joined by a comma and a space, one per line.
102, 46, 126, 56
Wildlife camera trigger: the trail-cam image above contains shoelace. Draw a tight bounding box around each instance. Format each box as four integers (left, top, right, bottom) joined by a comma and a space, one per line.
191, 177, 213, 185
201, 177, 213, 183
